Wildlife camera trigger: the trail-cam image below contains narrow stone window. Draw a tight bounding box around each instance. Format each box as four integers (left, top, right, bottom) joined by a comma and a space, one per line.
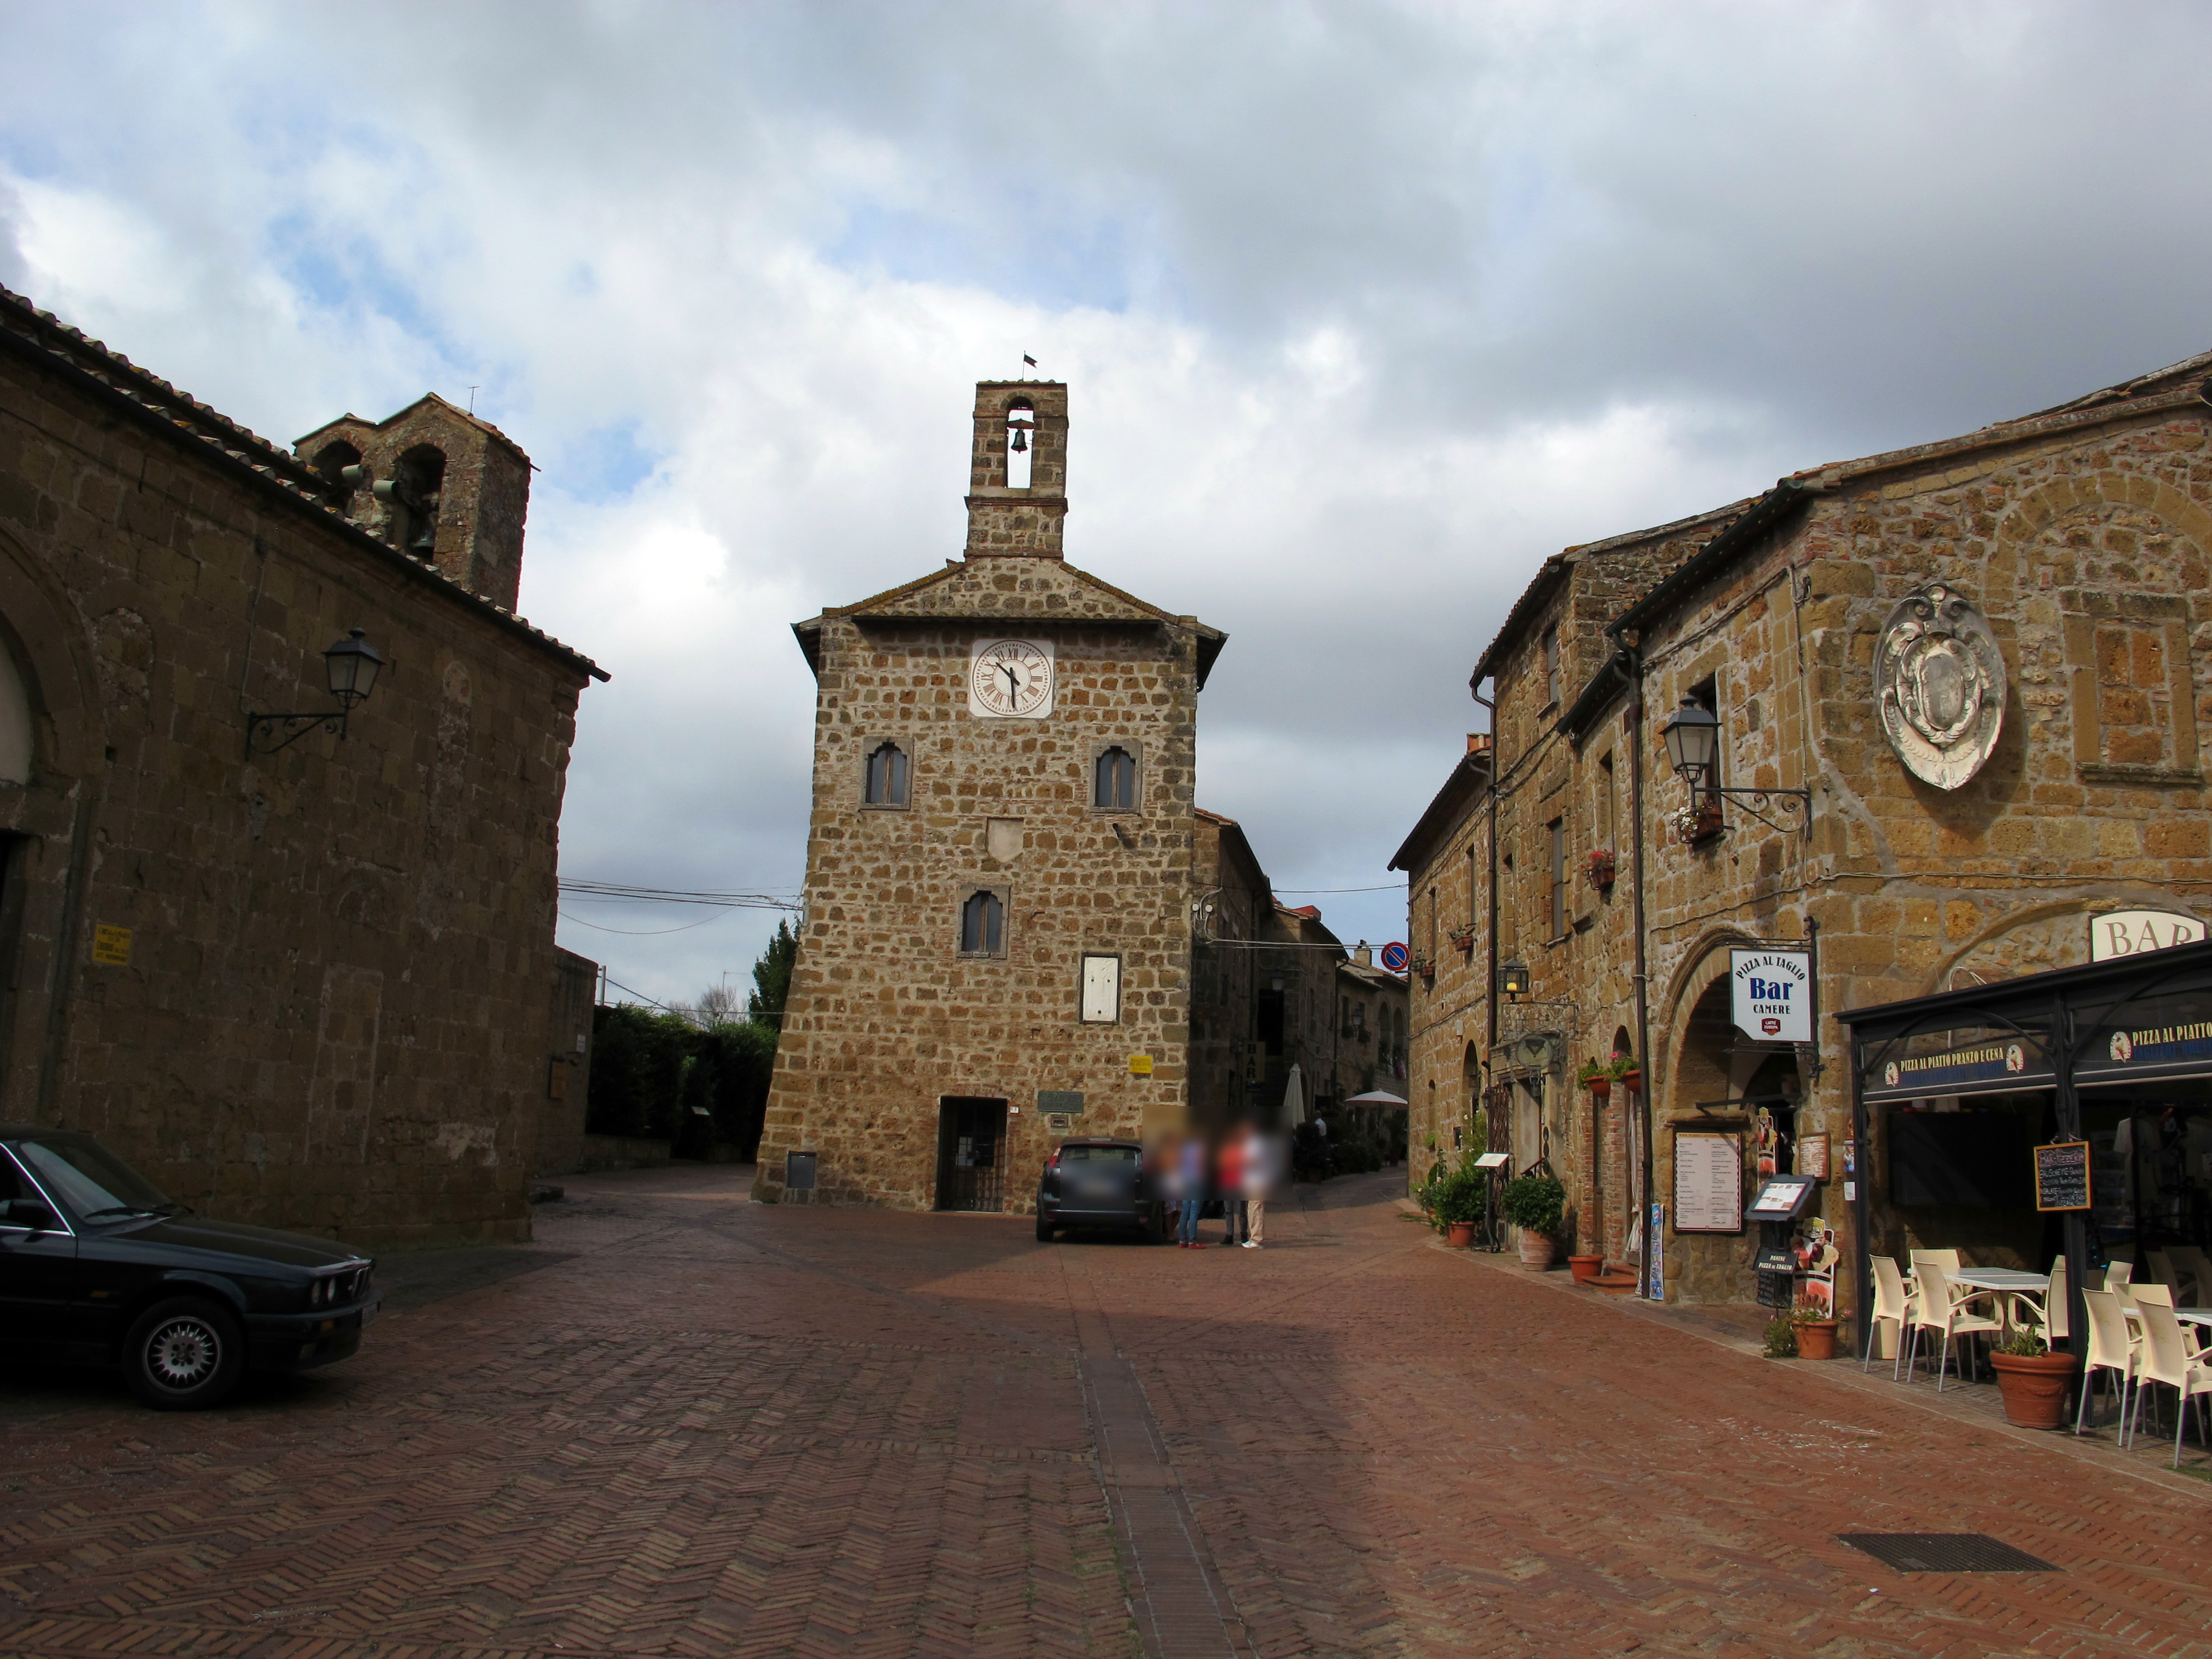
863, 740, 909, 806
1094, 745, 1137, 810
960, 889, 1005, 954
1543, 625, 1561, 708
1547, 818, 1566, 939
1006, 397, 1035, 490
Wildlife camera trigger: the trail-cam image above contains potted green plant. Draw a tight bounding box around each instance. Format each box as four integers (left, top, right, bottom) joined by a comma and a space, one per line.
1789, 1297, 1838, 1361
1500, 1175, 1565, 1269
1988, 1326, 2079, 1430
1762, 1313, 1798, 1358
1577, 1057, 1612, 1102
1609, 1053, 1643, 1094
1430, 1156, 1486, 1247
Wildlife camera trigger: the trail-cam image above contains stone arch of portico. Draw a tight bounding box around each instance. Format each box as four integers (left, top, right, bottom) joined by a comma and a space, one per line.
1986, 471, 2212, 610
0, 523, 107, 784
1656, 927, 1763, 1064
1915, 890, 2211, 998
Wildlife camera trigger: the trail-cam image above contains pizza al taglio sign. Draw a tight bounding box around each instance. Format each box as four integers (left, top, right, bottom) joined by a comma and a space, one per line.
1730, 948, 1812, 1043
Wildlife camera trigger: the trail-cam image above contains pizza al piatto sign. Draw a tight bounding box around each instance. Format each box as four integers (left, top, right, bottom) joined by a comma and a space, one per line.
1729, 949, 1811, 1044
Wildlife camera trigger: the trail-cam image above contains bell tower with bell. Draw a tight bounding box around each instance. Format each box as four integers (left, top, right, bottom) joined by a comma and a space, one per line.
964, 381, 1067, 558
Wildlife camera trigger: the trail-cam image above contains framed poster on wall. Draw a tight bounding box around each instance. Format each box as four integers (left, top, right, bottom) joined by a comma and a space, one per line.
1672, 1130, 1744, 1233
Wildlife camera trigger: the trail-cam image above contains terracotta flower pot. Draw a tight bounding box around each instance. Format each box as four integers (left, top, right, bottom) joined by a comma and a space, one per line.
1586, 1079, 1612, 1102
1518, 1229, 1558, 1270
1990, 1350, 2080, 1430
1446, 1221, 1476, 1248
1618, 1070, 1642, 1094
1568, 1253, 1604, 1284
1794, 1319, 1838, 1361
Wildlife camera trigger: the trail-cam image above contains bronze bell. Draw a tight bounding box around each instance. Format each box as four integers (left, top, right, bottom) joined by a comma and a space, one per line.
1010, 427, 1028, 452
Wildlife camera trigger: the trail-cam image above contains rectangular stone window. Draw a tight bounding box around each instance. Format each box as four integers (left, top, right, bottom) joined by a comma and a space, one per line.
860, 737, 911, 808
1089, 739, 1143, 813
959, 885, 1010, 957
1079, 954, 1121, 1024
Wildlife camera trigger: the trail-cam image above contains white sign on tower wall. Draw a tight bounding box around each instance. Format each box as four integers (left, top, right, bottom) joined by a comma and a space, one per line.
1730, 948, 1812, 1044
2087, 909, 2207, 963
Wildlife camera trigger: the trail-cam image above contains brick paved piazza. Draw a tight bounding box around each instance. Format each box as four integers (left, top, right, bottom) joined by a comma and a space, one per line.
2, 1167, 2208, 1659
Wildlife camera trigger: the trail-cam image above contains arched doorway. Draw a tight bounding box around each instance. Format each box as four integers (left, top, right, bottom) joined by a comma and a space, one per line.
1663, 970, 1808, 1303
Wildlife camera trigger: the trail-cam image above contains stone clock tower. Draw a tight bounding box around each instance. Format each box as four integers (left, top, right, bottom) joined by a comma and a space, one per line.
753, 382, 1227, 1211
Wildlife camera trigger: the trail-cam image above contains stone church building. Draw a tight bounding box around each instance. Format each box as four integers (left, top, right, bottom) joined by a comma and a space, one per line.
1399, 347, 2212, 1327
754, 383, 1226, 1209
0, 284, 603, 1245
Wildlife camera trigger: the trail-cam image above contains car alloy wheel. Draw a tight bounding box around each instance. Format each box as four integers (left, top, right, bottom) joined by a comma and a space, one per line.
147, 1316, 221, 1389
122, 1297, 246, 1410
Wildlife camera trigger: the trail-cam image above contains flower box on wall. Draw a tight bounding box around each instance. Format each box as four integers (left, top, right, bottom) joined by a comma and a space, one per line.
1585, 848, 1616, 888
1446, 924, 1476, 953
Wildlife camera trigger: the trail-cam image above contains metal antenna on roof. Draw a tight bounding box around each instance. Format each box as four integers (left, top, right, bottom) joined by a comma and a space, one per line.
467, 386, 478, 414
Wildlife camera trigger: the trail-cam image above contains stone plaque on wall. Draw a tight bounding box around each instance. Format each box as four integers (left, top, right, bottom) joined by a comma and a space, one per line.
1872, 583, 2006, 790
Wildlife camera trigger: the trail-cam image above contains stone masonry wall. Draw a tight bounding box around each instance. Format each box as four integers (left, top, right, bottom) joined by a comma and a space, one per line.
757, 549, 1207, 1211
0, 329, 591, 1247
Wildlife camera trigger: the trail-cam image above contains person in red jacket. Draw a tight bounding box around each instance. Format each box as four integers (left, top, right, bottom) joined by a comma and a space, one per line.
1217, 1128, 1246, 1247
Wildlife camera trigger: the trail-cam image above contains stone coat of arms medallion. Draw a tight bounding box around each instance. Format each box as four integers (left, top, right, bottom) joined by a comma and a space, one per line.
1872, 583, 2006, 790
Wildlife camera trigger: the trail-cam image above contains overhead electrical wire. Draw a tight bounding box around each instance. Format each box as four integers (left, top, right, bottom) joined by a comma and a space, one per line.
559, 879, 802, 910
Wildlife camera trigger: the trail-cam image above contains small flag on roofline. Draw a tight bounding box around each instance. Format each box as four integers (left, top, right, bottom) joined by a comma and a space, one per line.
1023, 354, 1037, 367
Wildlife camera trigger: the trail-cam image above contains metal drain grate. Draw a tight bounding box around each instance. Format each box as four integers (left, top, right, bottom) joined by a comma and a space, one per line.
1839, 1533, 2059, 1574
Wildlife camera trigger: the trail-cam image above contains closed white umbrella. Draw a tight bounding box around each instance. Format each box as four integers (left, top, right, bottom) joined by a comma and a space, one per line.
1344, 1090, 1407, 1107
1282, 1062, 1306, 1125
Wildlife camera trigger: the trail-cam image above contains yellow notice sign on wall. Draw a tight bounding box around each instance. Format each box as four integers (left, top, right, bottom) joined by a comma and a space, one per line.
1127, 1053, 1153, 1076
91, 924, 133, 967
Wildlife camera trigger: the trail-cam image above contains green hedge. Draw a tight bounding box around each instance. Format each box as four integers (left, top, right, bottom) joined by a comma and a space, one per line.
586, 1005, 777, 1158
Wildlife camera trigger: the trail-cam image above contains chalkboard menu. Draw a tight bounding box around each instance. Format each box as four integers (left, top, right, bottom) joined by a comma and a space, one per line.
1674, 1131, 1744, 1233
2033, 1140, 2091, 1213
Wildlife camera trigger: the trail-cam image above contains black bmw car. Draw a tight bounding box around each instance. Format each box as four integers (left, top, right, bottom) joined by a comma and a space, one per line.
1034, 1136, 1167, 1242
0, 1126, 378, 1409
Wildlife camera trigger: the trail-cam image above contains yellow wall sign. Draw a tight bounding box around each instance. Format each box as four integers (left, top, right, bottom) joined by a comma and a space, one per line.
1127, 1053, 1153, 1076
92, 924, 133, 967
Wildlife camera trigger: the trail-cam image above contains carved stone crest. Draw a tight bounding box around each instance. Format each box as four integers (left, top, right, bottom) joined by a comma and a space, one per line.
1873, 583, 2005, 790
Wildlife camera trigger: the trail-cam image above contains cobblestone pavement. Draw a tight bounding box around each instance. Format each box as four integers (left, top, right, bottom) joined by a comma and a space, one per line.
2, 1165, 2208, 1659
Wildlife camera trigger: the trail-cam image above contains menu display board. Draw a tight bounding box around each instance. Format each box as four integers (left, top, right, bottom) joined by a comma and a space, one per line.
2033, 1140, 2091, 1213
1673, 1131, 1744, 1233
1796, 1133, 1829, 1179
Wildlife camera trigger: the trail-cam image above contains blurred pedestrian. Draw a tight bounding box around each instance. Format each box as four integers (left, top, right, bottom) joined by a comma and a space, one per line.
1241, 1123, 1273, 1248
1176, 1131, 1207, 1248
1218, 1128, 1246, 1246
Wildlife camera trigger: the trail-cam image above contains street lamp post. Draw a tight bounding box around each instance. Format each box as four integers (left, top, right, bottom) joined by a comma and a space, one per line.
247, 628, 386, 755
1655, 693, 1811, 834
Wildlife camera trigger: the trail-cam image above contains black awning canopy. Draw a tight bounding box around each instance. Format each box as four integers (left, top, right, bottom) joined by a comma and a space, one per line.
1835, 936, 2212, 1093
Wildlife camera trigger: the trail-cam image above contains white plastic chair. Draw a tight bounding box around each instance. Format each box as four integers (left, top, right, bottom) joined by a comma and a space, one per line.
2011, 1255, 2066, 1344
2077, 1288, 2139, 1438
2168, 1244, 2211, 1306
2148, 1250, 2182, 1299
2131, 1299, 2212, 1467
1867, 1256, 1910, 1377
2106, 1259, 2134, 1289
1908, 1258, 2002, 1392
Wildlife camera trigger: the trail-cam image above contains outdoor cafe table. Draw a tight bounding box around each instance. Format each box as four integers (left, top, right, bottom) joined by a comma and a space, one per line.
1949, 1268, 2049, 1336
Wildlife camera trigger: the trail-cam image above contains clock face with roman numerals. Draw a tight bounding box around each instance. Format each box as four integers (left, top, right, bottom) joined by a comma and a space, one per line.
968, 639, 1054, 718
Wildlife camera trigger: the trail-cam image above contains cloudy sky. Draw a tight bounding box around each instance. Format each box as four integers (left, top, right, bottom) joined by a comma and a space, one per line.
4, 1, 2208, 1004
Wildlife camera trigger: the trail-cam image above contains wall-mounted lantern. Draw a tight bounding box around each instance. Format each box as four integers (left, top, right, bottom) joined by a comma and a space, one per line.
247, 628, 385, 755
1656, 692, 1811, 837
1495, 959, 1531, 1000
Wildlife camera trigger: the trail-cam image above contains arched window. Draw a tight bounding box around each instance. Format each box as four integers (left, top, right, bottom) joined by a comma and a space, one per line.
1006, 397, 1034, 490
960, 889, 1004, 954
863, 740, 908, 806
309, 440, 364, 507
1094, 745, 1136, 811
377, 444, 447, 558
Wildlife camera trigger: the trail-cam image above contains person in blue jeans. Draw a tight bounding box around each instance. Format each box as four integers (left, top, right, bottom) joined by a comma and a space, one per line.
1177, 1133, 1207, 1248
